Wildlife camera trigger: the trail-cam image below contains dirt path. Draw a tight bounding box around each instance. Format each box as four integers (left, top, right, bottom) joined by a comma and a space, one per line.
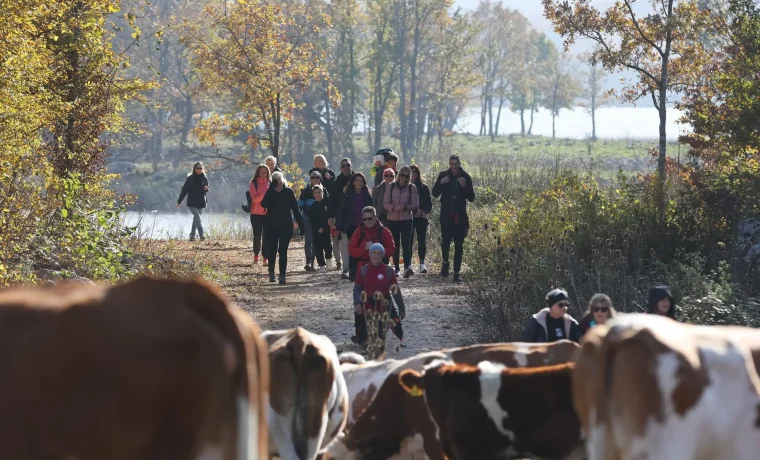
186, 238, 478, 358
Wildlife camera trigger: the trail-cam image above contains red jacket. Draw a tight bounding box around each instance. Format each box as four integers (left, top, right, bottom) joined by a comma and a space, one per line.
249, 178, 269, 215
353, 262, 400, 312
349, 222, 395, 262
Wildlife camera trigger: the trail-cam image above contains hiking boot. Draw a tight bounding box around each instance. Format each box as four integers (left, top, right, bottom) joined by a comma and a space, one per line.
419, 263, 428, 274
279, 274, 286, 285
453, 273, 463, 282
441, 262, 450, 278
254, 255, 259, 264
403, 267, 414, 279
199, 235, 206, 241
268, 272, 276, 283
304, 264, 313, 272
189, 235, 196, 242
336, 261, 342, 271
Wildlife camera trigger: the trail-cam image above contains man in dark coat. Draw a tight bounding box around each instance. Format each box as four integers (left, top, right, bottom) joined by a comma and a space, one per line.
521, 288, 581, 343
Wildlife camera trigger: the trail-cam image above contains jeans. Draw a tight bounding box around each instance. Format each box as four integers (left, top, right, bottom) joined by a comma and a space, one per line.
441, 219, 466, 274
411, 217, 428, 264
388, 220, 413, 271
265, 226, 293, 276
301, 213, 314, 265
188, 206, 204, 238
250, 214, 266, 256
313, 228, 333, 266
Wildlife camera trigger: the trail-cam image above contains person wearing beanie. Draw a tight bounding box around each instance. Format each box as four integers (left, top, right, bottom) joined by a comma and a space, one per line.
352, 242, 405, 351
647, 284, 677, 319
371, 167, 396, 228
521, 288, 581, 343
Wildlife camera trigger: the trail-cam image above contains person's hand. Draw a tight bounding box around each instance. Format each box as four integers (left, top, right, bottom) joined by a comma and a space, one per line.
319, 228, 324, 233
324, 172, 331, 180
176, 202, 181, 208
204, 185, 209, 192
398, 306, 406, 320
415, 209, 422, 217
394, 205, 403, 212
354, 303, 363, 315
365, 241, 372, 250
440, 175, 450, 184
457, 177, 466, 187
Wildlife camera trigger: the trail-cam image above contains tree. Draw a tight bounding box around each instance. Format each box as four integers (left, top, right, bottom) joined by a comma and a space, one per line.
544, 51, 581, 139
508, 31, 556, 136
578, 51, 610, 141
185, 0, 337, 160
543, 0, 711, 215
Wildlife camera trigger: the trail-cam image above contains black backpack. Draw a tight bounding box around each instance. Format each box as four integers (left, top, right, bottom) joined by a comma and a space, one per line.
241, 190, 252, 213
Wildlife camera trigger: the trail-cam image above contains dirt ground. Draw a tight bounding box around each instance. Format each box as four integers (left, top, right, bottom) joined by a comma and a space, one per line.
186, 238, 479, 358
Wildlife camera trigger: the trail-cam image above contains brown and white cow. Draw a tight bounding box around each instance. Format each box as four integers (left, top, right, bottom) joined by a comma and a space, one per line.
0, 276, 270, 460
398, 360, 583, 460
327, 340, 581, 459
575, 313, 760, 460
262, 327, 348, 460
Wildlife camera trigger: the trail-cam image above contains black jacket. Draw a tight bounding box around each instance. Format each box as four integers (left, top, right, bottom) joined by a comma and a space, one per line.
177, 173, 209, 208
336, 188, 374, 233
309, 167, 337, 195
431, 168, 475, 219
298, 185, 330, 214
261, 186, 304, 232
647, 285, 677, 319
521, 308, 581, 343
329, 172, 353, 217
415, 182, 433, 215
308, 199, 332, 233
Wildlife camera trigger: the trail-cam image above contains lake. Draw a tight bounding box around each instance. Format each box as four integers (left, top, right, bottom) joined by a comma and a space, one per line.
123, 211, 252, 240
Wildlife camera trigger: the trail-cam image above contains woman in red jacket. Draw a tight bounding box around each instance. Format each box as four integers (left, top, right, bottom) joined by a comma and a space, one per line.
348, 206, 395, 276
352, 243, 405, 350
249, 165, 270, 264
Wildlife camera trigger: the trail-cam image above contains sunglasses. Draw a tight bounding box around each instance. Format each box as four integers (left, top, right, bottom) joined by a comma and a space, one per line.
195, 167, 203, 170
362, 217, 375, 222
449, 162, 460, 166
384, 174, 394, 178
557, 302, 570, 308
340, 164, 351, 168
311, 177, 321, 180
592, 306, 609, 313
398, 174, 409, 178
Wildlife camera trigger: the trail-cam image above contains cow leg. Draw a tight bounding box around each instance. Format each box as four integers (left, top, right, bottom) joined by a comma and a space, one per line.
268, 406, 300, 460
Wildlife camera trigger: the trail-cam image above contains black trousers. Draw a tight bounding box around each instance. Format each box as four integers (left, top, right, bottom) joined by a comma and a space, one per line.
387, 220, 413, 271
441, 217, 468, 274
250, 214, 266, 256
265, 226, 293, 275
411, 217, 428, 263
344, 226, 358, 280
312, 228, 333, 266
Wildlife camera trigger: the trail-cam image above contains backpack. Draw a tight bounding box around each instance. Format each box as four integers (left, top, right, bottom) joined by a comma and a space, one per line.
390, 182, 413, 206
361, 263, 395, 280
241, 190, 252, 213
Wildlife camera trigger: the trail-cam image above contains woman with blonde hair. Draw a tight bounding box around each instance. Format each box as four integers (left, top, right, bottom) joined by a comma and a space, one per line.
310, 154, 336, 192
249, 164, 271, 264
579, 293, 616, 336
177, 161, 209, 241
261, 171, 304, 284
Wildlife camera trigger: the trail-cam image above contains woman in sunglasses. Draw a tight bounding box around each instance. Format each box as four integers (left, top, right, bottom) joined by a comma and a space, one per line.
579, 293, 616, 337
520, 288, 581, 343
177, 161, 209, 241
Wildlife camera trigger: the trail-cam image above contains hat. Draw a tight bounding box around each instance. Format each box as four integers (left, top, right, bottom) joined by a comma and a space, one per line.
309, 171, 322, 179
369, 243, 385, 256
546, 288, 569, 307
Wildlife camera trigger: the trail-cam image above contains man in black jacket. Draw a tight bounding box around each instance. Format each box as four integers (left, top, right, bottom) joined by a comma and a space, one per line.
521, 288, 581, 343
431, 154, 475, 282
329, 157, 353, 272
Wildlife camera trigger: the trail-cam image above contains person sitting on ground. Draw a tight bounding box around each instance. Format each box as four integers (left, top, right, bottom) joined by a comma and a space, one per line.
521, 288, 581, 343
579, 293, 616, 337
307, 185, 333, 271
348, 206, 395, 275
647, 284, 677, 319
352, 243, 405, 350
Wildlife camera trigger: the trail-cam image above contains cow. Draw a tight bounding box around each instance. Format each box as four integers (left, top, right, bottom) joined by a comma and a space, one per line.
0, 276, 270, 460
398, 359, 583, 460
574, 312, 760, 460
327, 340, 581, 460
262, 327, 349, 460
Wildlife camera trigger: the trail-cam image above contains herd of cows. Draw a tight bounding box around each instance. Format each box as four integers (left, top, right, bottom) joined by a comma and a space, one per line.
1, 276, 760, 459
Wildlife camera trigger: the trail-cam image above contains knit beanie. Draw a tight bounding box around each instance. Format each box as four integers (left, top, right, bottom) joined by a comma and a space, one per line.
546, 288, 569, 307
369, 243, 385, 256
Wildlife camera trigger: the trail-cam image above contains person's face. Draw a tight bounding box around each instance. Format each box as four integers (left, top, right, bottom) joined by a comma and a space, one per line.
397, 171, 410, 186
340, 161, 352, 176
387, 159, 397, 170
353, 176, 364, 189
310, 176, 321, 187
315, 157, 326, 169
258, 168, 268, 179
266, 159, 275, 172
370, 250, 383, 265
362, 212, 376, 228
411, 169, 419, 183
314, 189, 323, 201
550, 300, 569, 319
449, 158, 461, 175
383, 170, 395, 184
194, 165, 203, 174
592, 303, 610, 324
657, 298, 671, 315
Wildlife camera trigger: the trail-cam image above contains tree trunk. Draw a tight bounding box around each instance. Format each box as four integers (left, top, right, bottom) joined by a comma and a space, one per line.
519, 107, 525, 135
181, 95, 193, 145
591, 91, 597, 142
324, 93, 335, 161
407, 2, 420, 159
348, 27, 356, 157
528, 106, 535, 135
395, 0, 407, 160
480, 84, 487, 136
494, 95, 505, 140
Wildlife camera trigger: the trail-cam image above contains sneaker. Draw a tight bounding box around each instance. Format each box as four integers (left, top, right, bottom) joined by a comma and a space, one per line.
453, 273, 463, 282
419, 263, 428, 274
254, 255, 259, 264
403, 267, 414, 279
317, 265, 326, 272
326, 259, 333, 270
279, 274, 286, 285
441, 262, 450, 278
336, 261, 342, 271
268, 272, 276, 283
199, 235, 206, 241
189, 236, 196, 242
341, 272, 350, 280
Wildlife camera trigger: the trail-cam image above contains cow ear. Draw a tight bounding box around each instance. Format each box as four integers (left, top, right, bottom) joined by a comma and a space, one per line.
398, 370, 424, 397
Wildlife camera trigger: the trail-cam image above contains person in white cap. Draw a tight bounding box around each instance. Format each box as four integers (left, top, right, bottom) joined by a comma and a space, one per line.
352, 243, 405, 348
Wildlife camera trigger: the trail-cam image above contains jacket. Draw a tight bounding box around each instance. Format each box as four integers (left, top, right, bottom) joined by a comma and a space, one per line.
647, 285, 677, 319
308, 199, 332, 233
249, 178, 269, 215
384, 183, 418, 221
372, 182, 390, 219
415, 182, 433, 215
177, 173, 208, 209
336, 188, 374, 233
260, 186, 304, 232
353, 262, 406, 314
520, 308, 581, 343
431, 168, 475, 219
348, 222, 396, 262
309, 167, 337, 195
298, 185, 330, 216
329, 172, 353, 217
